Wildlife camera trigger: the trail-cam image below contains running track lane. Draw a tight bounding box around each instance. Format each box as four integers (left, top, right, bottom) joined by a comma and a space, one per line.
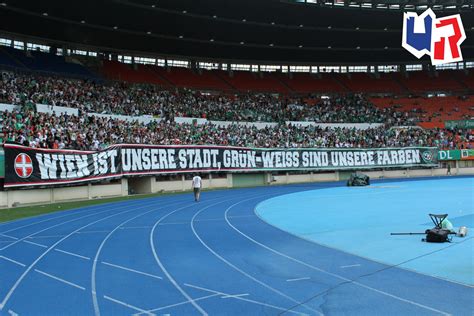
0, 182, 472, 315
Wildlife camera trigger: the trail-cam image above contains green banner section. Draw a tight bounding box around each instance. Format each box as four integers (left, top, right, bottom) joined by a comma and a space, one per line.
438, 149, 474, 161
0, 148, 4, 178
445, 120, 474, 129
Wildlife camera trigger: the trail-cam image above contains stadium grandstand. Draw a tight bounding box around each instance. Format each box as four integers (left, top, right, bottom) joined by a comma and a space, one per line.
0, 1, 472, 315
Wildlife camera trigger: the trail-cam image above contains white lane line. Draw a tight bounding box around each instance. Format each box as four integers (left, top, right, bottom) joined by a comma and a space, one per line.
158, 218, 224, 226
157, 222, 188, 225
55, 249, 91, 261
23, 240, 48, 248
76, 230, 111, 234
191, 196, 321, 316
119, 226, 153, 230
193, 218, 224, 222
149, 197, 230, 316
101, 262, 162, 280
92, 199, 189, 316
92, 201, 187, 316
0, 233, 18, 240
0, 199, 155, 311
0, 206, 116, 251
340, 264, 361, 269
139, 294, 220, 315
225, 204, 452, 316
35, 269, 85, 291
184, 283, 307, 316
358, 281, 458, 314
221, 293, 249, 299
286, 277, 311, 282
227, 215, 256, 219
27, 234, 67, 239
0, 256, 26, 267
0, 202, 114, 234
8, 309, 18, 316
103, 295, 154, 315
0, 197, 156, 233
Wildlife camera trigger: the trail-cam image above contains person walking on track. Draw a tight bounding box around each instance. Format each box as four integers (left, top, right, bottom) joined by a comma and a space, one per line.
192, 174, 202, 202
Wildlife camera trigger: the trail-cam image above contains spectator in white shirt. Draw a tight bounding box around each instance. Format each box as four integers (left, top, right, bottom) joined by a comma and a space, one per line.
192, 174, 202, 202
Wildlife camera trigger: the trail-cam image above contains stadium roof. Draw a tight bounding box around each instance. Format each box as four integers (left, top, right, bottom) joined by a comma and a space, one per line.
286, 1, 474, 11
0, 0, 473, 64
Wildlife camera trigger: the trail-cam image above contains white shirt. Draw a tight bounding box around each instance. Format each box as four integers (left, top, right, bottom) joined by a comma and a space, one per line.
192, 176, 202, 188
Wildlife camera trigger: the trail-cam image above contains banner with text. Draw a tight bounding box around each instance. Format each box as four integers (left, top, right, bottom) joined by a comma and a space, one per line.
4, 143, 438, 188
438, 149, 474, 161
444, 120, 474, 130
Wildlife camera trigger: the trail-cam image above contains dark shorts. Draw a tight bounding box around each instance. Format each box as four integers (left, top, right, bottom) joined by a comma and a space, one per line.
194, 188, 201, 194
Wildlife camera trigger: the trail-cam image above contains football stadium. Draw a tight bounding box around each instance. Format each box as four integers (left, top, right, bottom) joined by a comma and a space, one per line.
0, 0, 473, 315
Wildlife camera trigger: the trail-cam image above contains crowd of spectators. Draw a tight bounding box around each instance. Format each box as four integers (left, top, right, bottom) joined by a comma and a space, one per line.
0, 72, 418, 124
0, 71, 471, 151
0, 109, 470, 151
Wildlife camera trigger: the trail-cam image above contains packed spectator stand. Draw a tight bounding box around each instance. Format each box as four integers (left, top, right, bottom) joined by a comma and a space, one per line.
0, 72, 421, 123
0, 46, 472, 151
1, 108, 471, 151
0, 71, 472, 151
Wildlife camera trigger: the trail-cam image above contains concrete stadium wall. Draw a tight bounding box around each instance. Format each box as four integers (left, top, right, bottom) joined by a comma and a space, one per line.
209, 177, 231, 189
153, 178, 184, 193
270, 172, 338, 185
233, 173, 266, 187
0, 179, 127, 208
37, 104, 78, 116
0, 193, 7, 208
147, 174, 232, 194
90, 183, 124, 199
53, 186, 89, 201
0, 103, 17, 112
1, 167, 473, 209
458, 168, 474, 175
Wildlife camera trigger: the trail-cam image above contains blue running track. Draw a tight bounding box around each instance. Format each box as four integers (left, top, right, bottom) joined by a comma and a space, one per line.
0, 176, 472, 315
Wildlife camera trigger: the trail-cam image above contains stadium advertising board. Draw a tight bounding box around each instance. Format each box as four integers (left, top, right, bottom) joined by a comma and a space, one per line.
438, 149, 474, 161
444, 120, 474, 130
4, 143, 438, 188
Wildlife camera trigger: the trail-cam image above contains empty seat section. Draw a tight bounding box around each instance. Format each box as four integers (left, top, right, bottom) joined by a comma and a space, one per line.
337, 73, 403, 93
371, 96, 473, 122
277, 73, 345, 93
158, 68, 231, 90
0, 46, 35, 68
458, 71, 474, 90
136, 65, 169, 86
0, 47, 26, 68
0, 47, 96, 77
433, 70, 466, 92
221, 71, 288, 93
29, 51, 95, 77
102, 60, 166, 85
396, 71, 464, 92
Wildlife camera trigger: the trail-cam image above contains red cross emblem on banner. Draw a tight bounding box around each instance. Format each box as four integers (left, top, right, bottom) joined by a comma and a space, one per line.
14, 153, 34, 178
